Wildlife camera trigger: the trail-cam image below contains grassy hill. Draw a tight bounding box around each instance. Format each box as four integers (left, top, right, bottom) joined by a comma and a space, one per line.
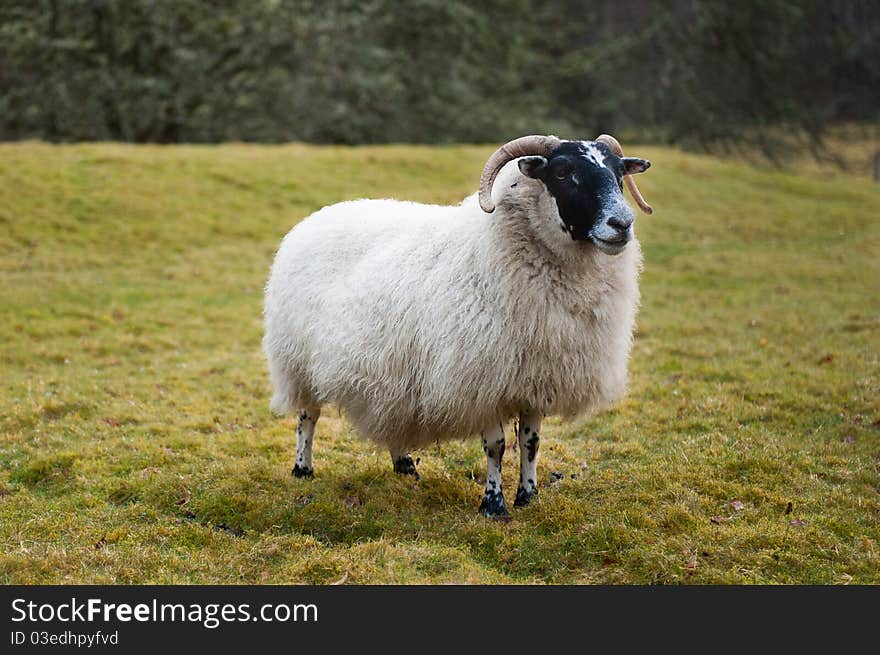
1, 141, 878, 583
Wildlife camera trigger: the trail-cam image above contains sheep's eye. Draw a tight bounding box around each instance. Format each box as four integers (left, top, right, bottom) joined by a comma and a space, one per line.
555, 165, 572, 180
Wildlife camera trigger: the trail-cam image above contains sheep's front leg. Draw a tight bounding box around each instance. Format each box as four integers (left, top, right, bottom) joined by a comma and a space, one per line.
292, 407, 320, 478
515, 411, 542, 507
479, 422, 509, 517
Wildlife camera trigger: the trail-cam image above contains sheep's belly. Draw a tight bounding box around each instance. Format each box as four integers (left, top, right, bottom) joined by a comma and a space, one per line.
331, 324, 632, 450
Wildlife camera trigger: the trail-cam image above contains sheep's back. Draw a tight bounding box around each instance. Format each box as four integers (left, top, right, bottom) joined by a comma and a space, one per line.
264, 199, 490, 436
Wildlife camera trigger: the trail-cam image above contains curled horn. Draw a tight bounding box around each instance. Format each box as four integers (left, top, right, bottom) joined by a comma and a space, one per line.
478, 135, 561, 213
595, 134, 653, 215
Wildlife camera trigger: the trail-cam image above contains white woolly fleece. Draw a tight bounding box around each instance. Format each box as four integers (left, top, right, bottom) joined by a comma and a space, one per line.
263, 161, 642, 453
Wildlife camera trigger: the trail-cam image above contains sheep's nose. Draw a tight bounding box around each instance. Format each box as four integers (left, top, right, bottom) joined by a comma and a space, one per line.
606, 214, 633, 232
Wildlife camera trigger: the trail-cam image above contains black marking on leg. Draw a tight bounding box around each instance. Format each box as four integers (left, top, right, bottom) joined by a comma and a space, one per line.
393, 454, 420, 480
514, 484, 538, 507
479, 488, 509, 518
292, 464, 314, 478
525, 434, 539, 462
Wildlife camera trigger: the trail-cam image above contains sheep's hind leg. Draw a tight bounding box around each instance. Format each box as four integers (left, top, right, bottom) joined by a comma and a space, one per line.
390, 449, 420, 480
292, 407, 320, 478
479, 422, 509, 518
514, 411, 542, 507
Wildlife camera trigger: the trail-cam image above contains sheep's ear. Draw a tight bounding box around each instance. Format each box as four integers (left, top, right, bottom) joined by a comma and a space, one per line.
622, 157, 651, 175
518, 156, 548, 179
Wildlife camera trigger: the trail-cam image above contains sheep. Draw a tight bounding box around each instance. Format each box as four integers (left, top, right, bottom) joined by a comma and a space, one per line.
263, 134, 653, 516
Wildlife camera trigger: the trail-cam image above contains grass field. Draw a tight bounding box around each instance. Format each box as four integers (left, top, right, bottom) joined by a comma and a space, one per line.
1, 141, 878, 584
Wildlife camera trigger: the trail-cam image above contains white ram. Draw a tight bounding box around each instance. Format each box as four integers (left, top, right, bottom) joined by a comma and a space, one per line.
263, 134, 653, 515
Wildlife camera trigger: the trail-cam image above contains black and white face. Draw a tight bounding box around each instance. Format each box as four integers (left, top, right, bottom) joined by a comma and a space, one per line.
518, 140, 651, 255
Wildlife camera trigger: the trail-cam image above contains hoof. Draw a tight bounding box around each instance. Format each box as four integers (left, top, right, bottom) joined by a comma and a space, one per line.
479, 490, 509, 518
393, 455, 420, 480
514, 485, 538, 507
292, 464, 314, 478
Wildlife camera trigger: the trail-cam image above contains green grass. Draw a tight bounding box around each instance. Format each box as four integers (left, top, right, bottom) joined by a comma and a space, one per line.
1, 141, 878, 584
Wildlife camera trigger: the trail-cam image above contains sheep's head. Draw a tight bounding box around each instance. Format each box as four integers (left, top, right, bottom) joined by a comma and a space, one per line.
479, 134, 652, 255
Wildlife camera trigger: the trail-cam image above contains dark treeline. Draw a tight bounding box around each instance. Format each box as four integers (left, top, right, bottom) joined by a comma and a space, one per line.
1, 0, 877, 146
